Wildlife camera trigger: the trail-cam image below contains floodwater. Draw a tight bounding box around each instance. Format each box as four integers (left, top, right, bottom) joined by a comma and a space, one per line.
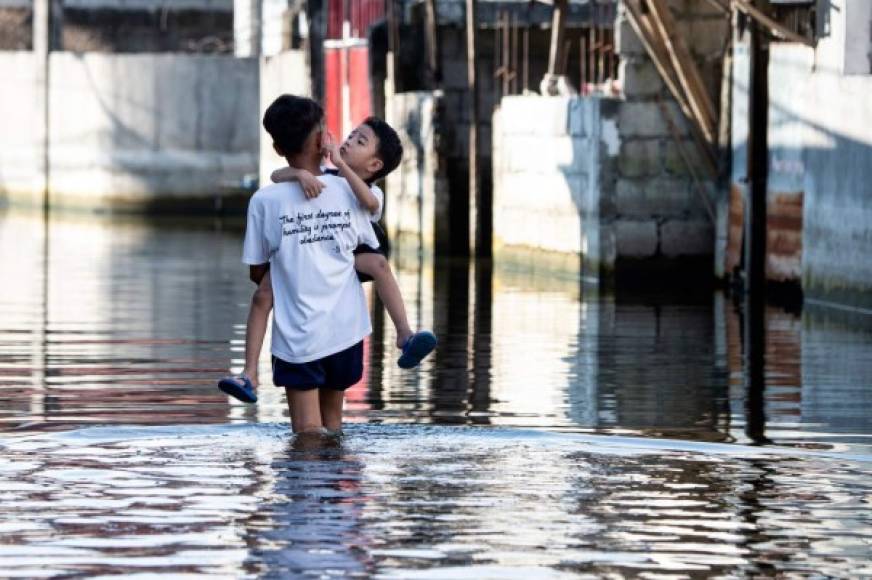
1, 209, 871, 578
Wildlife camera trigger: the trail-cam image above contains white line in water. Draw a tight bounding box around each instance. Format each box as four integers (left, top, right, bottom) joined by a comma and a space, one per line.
497, 428, 872, 464
805, 297, 872, 317
3, 423, 871, 465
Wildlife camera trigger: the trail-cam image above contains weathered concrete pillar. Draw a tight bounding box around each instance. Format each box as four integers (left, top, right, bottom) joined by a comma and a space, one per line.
234, 0, 262, 57
33, 0, 51, 207
467, 0, 483, 257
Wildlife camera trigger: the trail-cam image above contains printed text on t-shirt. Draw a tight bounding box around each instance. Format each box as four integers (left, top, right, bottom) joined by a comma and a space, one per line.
280, 209, 353, 245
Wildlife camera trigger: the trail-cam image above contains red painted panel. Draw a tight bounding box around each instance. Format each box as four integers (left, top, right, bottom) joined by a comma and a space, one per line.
348, 45, 372, 134
324, 47, 343, 143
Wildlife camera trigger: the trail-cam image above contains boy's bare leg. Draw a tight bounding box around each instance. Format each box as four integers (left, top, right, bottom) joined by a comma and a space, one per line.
355, 253, 412, 349
319, 389, 346, 433
242, 271, 273, 386
285, 388, 324, 433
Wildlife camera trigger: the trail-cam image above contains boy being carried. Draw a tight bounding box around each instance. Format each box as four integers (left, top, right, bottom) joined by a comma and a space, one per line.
220, 117, 436, 403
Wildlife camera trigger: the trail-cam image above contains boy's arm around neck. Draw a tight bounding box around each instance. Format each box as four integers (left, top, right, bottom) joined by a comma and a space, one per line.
334, 160, 381, 215
271, 166, 325, 199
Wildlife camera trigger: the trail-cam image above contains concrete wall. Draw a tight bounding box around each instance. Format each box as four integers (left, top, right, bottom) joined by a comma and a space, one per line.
235, 0, 294, 58
614, 0, 729, 273
0, 52, 42, 206
844, 0, 872, 75
259, 49, 311, 185
490, 0, 730, 280
384, 90, 449, 254
730, 0, 872, 309
492, 95, 619, 275
0, 52, 260, 211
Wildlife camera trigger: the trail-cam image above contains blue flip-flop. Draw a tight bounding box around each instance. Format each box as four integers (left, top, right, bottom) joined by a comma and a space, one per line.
398, 330, 438, 369
218, 375, 258, 403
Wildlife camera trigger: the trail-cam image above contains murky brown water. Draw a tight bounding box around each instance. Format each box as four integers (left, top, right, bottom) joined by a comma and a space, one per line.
2, 209, 872, 577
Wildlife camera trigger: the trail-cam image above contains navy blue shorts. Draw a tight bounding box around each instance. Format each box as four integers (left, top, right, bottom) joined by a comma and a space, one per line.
271, 341, 364, 391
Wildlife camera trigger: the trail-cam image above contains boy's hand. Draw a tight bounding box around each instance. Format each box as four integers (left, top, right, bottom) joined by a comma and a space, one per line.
321, 141, 343, 168
296, 169, 325, 199
270, 167, 325, 199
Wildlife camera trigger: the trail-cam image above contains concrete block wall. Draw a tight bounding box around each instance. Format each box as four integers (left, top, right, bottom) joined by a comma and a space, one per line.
613, 0, 729, 267
492, 95, 620, 274
0, 52, 260, 211
384, 90, 449, 253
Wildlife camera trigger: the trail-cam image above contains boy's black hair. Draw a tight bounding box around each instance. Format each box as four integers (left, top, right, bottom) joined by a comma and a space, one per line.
363, 116, 403, 183
263, 94, 324, 156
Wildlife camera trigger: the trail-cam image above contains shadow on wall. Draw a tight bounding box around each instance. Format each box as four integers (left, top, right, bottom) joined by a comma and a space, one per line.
731, 67, 872, 309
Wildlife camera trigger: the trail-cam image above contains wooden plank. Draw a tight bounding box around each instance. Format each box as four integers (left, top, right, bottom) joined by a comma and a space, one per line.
523, 23, 529, 91
624, 1, 691, 124
385, 0, 400, 93
511, 12, 519, 93
424, 0, 442, 87
503, 10, 510, 94
734, 0, 815, 47
547, 0, 568, 77
625, 0, 718, 176
703, 0, 730, 14
647, 0, 717, 144
646, 0, 717, 132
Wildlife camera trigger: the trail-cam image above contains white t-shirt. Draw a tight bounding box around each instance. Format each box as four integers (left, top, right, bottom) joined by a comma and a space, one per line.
369, 184, 384, 223
242, 174, 379, 364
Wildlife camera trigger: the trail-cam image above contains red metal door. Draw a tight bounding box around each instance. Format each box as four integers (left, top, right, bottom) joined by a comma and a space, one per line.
324, 40, 372, 142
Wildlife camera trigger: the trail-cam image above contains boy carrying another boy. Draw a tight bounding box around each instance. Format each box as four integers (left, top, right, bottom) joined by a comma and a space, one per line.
219, 100, 436, 409
226, 94, 375, 432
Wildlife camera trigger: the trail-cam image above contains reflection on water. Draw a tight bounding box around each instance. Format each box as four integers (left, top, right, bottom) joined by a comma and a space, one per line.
2, 209, 872, 576
2, 424, 871, 578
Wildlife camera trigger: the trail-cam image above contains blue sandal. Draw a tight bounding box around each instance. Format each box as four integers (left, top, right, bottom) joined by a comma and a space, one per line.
398, 331, 438, 369
218, 374, 258, 403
